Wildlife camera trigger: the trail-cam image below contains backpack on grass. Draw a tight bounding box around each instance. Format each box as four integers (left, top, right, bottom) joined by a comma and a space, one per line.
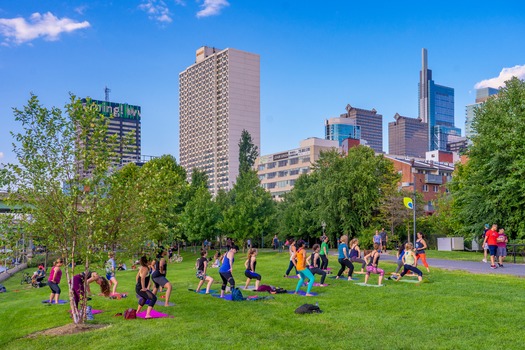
0, 284, 6, 293
231, 288, 245, 301
295, 303, 322, 314
124, 308, 136, 319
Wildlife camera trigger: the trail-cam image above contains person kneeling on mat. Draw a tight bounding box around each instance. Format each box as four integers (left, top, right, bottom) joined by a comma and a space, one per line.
394, 242, 423, 283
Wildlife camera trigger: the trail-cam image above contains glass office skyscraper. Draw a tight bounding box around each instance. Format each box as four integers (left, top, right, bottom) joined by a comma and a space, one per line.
418, 48, 461, 151
325, 117, 361, 146
465, 87, 499, 144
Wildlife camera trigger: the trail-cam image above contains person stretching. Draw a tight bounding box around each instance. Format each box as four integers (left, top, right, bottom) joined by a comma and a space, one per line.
196, 250, 214, 294
320, 236, 329, 270
415, 232, 430, 272
219, 245, 239, 298
394, 242, 423, 283
244, 248, 262, 290
152, 248, 173, 307
393, 244, 405, 277
283, 238, 297, 277
364, 243, 385, 286
336, 235, 354, 280
72, 271, 110, 309
307, 244, 327, 286
293, 240, 315, 296
349, 238, 366, 273
105, 252, 118, 295
136, 256, 157, 319
47, 258, 63, 304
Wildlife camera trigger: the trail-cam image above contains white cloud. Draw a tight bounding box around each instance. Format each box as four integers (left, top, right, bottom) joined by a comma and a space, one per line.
74, 6, 88, 15
0, 152, 4, 160
475, 65, 525, 89
196, 0, 230, 18
0, 12, 90, 45
139, 0, 173, 23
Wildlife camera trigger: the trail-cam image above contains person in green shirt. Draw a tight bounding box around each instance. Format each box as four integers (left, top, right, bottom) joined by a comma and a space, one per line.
320, 236, 329, 270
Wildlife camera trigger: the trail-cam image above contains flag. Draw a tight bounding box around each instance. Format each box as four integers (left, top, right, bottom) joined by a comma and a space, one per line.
403, 197, 413, 209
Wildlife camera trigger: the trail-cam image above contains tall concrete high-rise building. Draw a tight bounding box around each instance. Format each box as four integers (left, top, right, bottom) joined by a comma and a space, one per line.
179, 46, 260, 195
334, 104, 383, 153
418, 48, 461, 151
81, 98, 142, 166
388, 113, 428, 158
465, 87, 499, 143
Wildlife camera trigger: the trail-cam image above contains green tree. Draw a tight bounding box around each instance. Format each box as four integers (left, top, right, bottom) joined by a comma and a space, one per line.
238, 129, 259, 174
0, 94, 125, 324
138, 155, 188, 245
222, 170, 275, 249
180, 186, 221, 249
450, 77, 525, 239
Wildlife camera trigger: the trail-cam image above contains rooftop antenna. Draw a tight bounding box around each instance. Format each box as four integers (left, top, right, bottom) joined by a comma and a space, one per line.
104, 86, 111, 102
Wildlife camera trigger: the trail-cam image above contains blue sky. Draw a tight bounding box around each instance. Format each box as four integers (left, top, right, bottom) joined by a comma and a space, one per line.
1, 0, 525, 165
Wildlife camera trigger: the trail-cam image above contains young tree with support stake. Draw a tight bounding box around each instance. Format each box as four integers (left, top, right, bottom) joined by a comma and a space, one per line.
0, 94, 131, 324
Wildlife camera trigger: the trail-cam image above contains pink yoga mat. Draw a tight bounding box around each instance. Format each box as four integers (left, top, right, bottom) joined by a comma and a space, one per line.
136, 309, 173, 319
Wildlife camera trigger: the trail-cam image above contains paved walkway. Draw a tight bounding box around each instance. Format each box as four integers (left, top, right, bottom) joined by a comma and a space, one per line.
378, 253, 525, 277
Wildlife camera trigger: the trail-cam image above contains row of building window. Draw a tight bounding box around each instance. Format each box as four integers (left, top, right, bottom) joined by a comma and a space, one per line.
259, 157, 309, 170
262, 179, 296, 189
259, 167, 310, 180
422, 185, 440, 192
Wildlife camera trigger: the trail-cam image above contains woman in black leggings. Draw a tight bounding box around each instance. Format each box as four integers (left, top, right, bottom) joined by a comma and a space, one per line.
336, 235, 354, 280
136, 256, 157, 319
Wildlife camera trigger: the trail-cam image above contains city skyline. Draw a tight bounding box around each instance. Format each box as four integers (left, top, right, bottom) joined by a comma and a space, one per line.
1, 1, 525, 166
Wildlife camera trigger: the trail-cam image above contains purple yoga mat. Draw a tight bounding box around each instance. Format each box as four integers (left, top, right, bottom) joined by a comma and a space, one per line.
285, 275, 299, 279
287, 291, 318, 296
303, 282, 328, 287
92, 309, 103, 314
42, 300, 67, 304
136, 309, 173, 319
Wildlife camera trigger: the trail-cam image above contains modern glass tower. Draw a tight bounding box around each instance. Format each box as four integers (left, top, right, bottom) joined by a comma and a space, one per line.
465, 87, 499, 144
418, 48, 461, 151
325, 117, 361, 146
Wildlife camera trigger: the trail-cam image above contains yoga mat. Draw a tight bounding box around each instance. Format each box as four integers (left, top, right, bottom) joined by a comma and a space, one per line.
136, 309, 173, 319
303, 282, 328, 287
287, 291, 318, 296
158, 302, 176, 307
285, 275, 299, 279
397, 279, 421, 284
211, 294, 263, 301
188, 288, 217, 294
42, 300, 67, 304
328, 276, 359, 281
355, 283, 385, 287
92, 309, 103, 314
243, 286, 257, 290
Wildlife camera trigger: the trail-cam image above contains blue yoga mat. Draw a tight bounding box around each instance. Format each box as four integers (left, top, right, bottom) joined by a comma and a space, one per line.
188, 288, 217, 294
42, 300, 67, 304
287, 290, 318, 296
354, 283, 385, 287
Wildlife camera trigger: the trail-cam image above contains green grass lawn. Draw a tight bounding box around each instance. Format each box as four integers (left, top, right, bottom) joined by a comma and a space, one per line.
1, 250, 524, 350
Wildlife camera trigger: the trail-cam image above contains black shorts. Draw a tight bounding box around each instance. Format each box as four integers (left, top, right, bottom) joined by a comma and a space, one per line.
47, 281, 61, 294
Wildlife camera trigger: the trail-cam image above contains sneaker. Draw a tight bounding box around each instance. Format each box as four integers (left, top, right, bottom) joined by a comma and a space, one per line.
490, 265, 497, 269
499, 264, 504, 268
482, 259, 487, 263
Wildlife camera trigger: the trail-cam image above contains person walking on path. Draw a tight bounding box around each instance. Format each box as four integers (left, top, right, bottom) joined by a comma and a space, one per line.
497, 228, 508, 268
373, 230, 381, 249
293, 240, 315, 296
395, 242, 423, 283
482, 223, 490, 263
336, 235, 354, 280
380, 228, 388, 253
415, 232, 430, 273
483, 224, 499, 269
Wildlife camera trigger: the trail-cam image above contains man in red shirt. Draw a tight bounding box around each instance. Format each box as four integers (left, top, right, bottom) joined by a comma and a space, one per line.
483, 224, 499, 269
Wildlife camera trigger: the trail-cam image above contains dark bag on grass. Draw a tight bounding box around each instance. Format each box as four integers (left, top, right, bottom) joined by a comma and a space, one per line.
231, 288, 245, 301
0, 284, 6, 293
124, 308, 136, 319
273, 287, 287, 294
295, 303, 322, 314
